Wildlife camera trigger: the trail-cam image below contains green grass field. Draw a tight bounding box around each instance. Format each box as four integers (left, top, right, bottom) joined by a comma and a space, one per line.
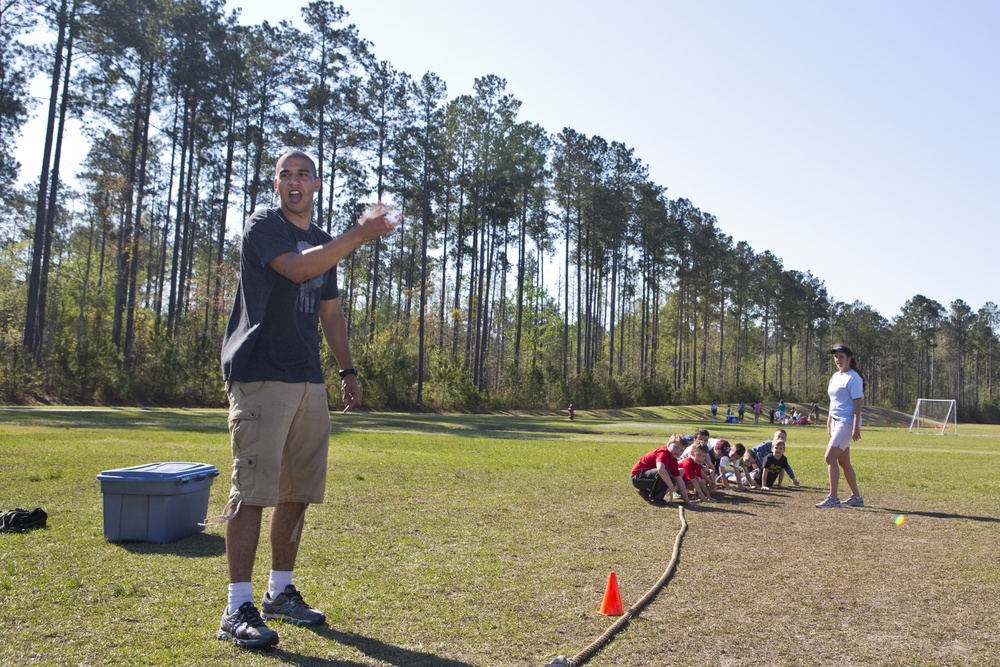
1, 406, 998, 666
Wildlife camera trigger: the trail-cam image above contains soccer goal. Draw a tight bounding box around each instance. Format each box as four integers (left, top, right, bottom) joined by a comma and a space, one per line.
908, 399, 958, 435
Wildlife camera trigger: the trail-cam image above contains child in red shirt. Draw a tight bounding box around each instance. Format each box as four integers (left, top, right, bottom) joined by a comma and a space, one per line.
679, 441, 713, 502
666, 437, 695, 505
631, 434, 692, 505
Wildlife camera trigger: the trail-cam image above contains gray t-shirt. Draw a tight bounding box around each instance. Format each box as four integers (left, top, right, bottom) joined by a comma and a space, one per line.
828, 369, 864, 422
221, 207, 339, 383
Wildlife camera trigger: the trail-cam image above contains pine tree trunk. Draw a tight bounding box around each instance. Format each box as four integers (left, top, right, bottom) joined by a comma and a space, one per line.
124, 66, 156, 368
24, 0, 69, 360
167, 98, 190, 334
213, 103, 237, 340
563, 211, 570, 381
514, 189, 527, 370
35, 0, 76, 366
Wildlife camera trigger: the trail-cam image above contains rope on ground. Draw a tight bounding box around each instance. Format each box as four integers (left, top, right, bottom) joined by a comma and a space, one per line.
544, 505, 689, 667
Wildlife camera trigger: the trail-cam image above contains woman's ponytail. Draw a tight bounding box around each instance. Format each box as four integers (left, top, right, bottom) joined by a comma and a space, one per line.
849, 357, 866, 391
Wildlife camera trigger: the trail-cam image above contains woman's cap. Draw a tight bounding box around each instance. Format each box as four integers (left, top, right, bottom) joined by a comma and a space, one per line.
829, 344, 854, 356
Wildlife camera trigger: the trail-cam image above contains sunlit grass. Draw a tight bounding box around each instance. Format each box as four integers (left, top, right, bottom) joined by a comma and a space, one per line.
1, 406, 998, 666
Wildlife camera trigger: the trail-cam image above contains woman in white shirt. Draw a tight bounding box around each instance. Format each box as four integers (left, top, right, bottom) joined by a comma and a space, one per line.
816, 344, 866, 508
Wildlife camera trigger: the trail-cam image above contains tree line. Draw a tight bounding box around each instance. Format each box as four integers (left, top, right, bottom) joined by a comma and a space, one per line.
3, 0, 998, 421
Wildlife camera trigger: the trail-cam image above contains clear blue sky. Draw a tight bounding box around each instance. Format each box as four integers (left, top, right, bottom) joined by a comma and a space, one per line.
17, 1, 1000, 319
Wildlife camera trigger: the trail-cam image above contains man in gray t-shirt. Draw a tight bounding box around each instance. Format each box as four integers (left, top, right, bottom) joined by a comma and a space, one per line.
215, 150, 399, 649
221, 210, 339, 384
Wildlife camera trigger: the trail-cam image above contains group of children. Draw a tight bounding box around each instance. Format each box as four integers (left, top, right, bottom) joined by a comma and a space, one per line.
777, 409, 813, 426
630, 428, 799, 506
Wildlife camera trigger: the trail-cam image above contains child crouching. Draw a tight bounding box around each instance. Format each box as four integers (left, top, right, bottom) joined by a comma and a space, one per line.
631, 433, 692, 505
724, 443, 757, 490
679, 441, 714, 502
751, 430, 801, 490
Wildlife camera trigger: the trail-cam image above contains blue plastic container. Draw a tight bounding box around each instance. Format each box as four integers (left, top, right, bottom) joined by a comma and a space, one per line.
97, 462, 220, 543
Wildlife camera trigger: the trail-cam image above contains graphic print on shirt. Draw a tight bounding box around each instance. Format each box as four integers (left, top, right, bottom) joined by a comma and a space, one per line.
296, 240, 324, 313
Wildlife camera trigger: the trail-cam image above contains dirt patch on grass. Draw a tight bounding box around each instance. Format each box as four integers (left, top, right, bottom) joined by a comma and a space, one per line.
548, 487, 1000, 667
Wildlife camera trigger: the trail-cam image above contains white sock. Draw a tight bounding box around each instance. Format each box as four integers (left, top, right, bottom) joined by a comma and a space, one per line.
227, 582, 253, 614
268, 570, 294, 599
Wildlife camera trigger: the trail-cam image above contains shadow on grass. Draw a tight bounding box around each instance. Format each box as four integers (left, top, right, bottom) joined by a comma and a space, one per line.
0, 407, 225, 433
114, 532, 226, 557
336, 412, 590, 439
600, 408, 671, 420
639, 487, 793, 514
285, 626, 478, 667
877, 507, 1000, 524
703, 486, 814, 511
269, 653, 368, 667
684, 504, 758, 516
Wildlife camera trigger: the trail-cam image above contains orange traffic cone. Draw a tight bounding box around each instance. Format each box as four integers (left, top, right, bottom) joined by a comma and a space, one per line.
598, 571, 624, 616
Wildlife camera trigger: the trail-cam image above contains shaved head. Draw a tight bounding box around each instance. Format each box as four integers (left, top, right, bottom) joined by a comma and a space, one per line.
275, 150, 317, 178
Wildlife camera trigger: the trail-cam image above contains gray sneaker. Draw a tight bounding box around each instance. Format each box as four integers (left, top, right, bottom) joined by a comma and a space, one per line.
261, 585, 326, 626
843, 495, 865, 507
217, 601, 279, 648
815, 496, 842, 508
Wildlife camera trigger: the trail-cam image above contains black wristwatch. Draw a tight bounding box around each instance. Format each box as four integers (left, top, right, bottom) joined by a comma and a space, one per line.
338, 367, 358, 379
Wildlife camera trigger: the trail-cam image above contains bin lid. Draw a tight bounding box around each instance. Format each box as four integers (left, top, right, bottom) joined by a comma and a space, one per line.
96, 462, 219, 484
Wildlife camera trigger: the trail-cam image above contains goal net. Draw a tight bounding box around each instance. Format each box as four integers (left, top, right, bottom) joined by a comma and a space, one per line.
908, 399, 958, 435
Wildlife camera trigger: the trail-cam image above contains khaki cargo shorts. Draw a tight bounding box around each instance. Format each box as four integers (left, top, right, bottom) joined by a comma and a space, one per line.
226, 380, 331, 507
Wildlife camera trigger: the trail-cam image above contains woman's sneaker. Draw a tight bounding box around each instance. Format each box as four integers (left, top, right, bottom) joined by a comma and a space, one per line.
843, 495, 865, 507
261, 585, 326, 626
815, 496, 842, 508
217, 601, 279, 648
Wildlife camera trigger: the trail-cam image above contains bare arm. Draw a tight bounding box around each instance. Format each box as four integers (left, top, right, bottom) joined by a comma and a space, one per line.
320, 298, 358, 413
673, 473, 692, 504
719, 460, 732, 488
655, 461, 675, 494
698, 469, 712, 498
733, 462, 747, 490
852, 397, 863, 440
268, 205, 398, 284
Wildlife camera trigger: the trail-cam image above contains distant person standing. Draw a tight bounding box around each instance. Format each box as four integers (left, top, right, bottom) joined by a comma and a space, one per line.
737, 400, 746, 422
710, 400, 718, 422
816, 344, 865, 509
768, 407, 775, 425
753, 401, 761, 424
777, 400, 787, 421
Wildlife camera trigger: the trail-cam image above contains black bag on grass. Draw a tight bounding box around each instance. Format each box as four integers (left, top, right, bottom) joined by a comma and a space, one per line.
0, 507, 48, 532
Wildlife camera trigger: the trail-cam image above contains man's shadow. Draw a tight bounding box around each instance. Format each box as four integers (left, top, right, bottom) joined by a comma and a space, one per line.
271, 626, 478, 667
878, 507, 1000, 524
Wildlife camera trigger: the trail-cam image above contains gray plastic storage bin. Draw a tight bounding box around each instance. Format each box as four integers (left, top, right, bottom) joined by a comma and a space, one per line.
97, 462, 220, 543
